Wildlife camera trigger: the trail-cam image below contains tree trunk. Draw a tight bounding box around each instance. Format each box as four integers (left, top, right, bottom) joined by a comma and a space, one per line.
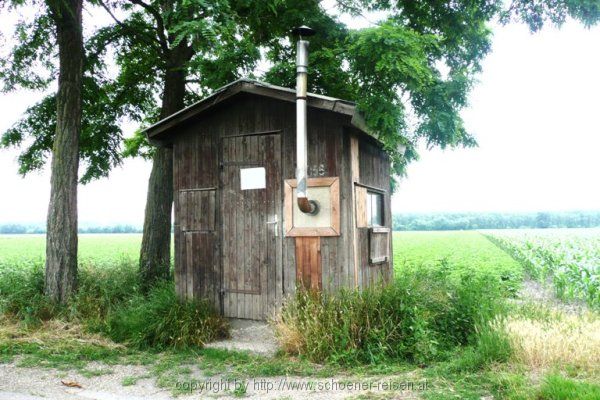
44, 0, 84, 303
139, 50, 187, 291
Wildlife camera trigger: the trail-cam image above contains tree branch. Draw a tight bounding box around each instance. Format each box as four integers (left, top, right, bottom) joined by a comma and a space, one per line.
86, 30, 120, 70
96, 0, 161, 50
126, 0, 170, 55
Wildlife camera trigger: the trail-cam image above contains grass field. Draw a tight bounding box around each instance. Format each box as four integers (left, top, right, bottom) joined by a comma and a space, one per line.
0, 229, 599, 399
0, 233, 142, 265
2, 230, 523, 276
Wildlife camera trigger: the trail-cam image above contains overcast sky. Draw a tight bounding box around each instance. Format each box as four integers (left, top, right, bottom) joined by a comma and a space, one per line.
1, 11, 599, 225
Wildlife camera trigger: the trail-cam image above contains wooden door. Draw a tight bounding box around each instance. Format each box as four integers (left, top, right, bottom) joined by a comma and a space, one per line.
220, 133, 282, 320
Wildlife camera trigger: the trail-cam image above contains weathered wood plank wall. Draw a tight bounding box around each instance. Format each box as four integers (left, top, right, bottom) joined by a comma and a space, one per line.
354, 129, 393, 287
173, 126, 219, 306
280, 98, 356, 295
294, 237, 322, 290
171, 92, 393, 319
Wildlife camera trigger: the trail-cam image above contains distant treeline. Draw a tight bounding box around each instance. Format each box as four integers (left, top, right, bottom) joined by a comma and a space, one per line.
393, 211, 600, 231
4, 211, 600, 233
0, 224, 142, 234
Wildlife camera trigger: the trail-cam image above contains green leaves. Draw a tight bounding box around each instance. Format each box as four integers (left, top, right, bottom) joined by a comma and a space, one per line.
4, 0, 599, 189
170, 0, 236, 49
1, 95, 55, 175
1, 75, 129, 183
0, 13, 56, 92
502, 0, 600, 32
345, 19, 476, 181
349, 23, 437, 91
123, 130, 154, 160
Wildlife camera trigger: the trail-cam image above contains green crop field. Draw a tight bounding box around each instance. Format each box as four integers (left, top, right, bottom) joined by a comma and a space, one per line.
393, 230, 525, 294
394, 229, 600, 309
2, 230, 597, 285
484, 228, 600, 308
1, 229, 599, 399
0, 234, 142, 266
2, 231, 523, 276
1, 229, 596, 277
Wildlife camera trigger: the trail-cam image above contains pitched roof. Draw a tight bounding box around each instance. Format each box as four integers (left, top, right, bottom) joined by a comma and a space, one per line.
143, 78, 377, 143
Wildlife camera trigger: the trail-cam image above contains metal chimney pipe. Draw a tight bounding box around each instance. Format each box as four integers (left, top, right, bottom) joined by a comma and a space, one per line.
293, 26, 317, 214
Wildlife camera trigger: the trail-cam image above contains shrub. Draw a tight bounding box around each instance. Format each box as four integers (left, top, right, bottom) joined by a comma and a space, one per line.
105, 281, 229, 349
1, 261, 228, 350
274, 265, 504, 365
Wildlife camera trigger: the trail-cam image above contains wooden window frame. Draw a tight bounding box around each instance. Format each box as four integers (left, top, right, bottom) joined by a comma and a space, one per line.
355, 183, 386, 229
367, 190, 384, 227
284, 177, 340, 237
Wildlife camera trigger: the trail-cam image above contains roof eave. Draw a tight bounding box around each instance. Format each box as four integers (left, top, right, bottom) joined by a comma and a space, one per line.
143, 79, 381, 145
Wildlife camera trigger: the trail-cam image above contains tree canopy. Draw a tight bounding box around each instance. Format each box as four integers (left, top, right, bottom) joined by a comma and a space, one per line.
2, 0, 600, 188
0, 4, 129, 183
502, 0, 600, 31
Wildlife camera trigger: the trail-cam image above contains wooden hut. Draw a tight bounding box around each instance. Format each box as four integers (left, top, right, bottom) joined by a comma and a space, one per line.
144, 77, 393, 320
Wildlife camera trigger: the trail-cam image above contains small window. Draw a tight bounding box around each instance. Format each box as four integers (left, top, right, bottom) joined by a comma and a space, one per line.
240, 167, 266, 190
367, 191, 384, 226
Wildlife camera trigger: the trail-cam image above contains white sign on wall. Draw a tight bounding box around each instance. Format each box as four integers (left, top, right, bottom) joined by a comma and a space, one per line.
240, 167, 266, 190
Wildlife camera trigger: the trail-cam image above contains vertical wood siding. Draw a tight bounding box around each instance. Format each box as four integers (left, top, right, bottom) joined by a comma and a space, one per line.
171, 93, 392, 319
220, 133, 281, 320
355, 134, 393, 287
173, 124, 219, 306
294, 237, 322, 290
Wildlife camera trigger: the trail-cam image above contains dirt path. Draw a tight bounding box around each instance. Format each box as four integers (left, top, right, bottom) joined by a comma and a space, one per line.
0, 321, 424, 399
0, 361, 424, 399
205, 319, 279, 357
516, 278, 589, 314
0, 361, 167, 400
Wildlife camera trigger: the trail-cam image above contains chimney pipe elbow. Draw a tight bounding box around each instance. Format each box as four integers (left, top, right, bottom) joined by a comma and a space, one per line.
297, 197, 318, 215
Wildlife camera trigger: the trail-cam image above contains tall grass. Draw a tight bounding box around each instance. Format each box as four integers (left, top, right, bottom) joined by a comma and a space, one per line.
0, 262, 57, 325
274, 265, 505, 365
502, 309, 600, 371
0, 260, 228, 349
72, 258, 142, 328
0, 260, 140, 326
105, 282, 229, 349
538, 375, 600, 400
449, 319, 513, 372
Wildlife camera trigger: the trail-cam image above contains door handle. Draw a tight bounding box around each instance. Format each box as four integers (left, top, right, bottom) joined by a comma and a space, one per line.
266, 215, 278, 237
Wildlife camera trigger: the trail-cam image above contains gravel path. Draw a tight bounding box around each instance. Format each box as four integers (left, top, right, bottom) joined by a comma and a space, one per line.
0, 320, 423, 399
205, 319, 279, 357
0, 361, 423, 399
0, 361, 170, 400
